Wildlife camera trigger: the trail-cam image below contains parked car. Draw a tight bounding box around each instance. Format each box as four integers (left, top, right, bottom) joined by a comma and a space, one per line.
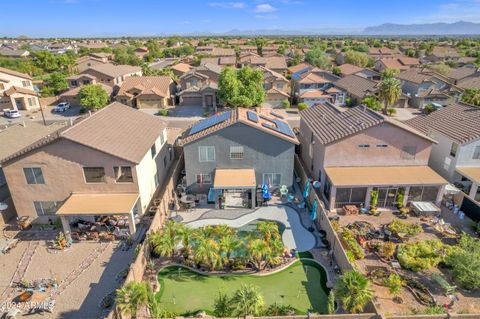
3, 109, 21, 118
53, 102, 71, 112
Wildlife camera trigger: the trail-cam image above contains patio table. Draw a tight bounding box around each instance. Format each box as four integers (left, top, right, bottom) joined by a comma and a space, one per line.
180, 195, 196, 204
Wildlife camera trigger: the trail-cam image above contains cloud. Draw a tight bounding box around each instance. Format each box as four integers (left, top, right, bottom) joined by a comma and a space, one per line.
178, 20, 191, 25
414, 0, 480, 23
209, 2, 246, 9
254, 3, 277, 12
255, 14, 278, 19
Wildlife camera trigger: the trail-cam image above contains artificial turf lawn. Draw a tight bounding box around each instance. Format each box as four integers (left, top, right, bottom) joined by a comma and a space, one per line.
156, 259, 329, 315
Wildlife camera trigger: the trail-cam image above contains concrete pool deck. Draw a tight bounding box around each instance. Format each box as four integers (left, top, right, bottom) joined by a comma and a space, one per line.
184, 205, 317, 252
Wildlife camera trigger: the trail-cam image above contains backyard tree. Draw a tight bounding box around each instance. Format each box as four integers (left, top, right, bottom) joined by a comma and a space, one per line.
379, 77, 401, 115
361, 96, 381, 111
218, 66, 265, 107
445, 234, 480, 289
298, 102, 308, 111
344, 50, 370, 68
335, 271, 373, 313
231, 284, 265, 317
41, 72, 69, 97
115, 281, 150, 318
305, 47, 331, 69
78, 84, 109, 111
461, 87, 480, 106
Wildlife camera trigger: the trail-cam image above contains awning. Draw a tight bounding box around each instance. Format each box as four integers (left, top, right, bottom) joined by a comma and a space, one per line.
325, 166, 447, 187
56, 193, 139, 216
456, 167, 480, 183
214, 169, 256, 189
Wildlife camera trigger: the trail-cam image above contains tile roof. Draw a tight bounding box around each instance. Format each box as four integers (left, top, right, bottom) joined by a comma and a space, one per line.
171, 63, 192, 73
446, 66, 478, 81
0, 66, 32, 80
300, 90, 332, 98
3, 86, 38, 97
287, 63, 312, 74
300, 101, 433, 145
396, 68, 446, 84
117, 76, 173, 98
265, 56, 287, 70
457, 75, 480, 89
84, 63, 141, 78
334, 74, 379, 97
298, 72, 331, 84
338, 63, 363, 75
405, 102, 480, 144
60, 102, 167, 163
179, 108, 299, 146
60, 83, 113, 97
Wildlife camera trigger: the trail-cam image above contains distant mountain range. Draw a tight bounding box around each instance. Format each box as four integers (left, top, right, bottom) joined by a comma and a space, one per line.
362, 21, 480, 35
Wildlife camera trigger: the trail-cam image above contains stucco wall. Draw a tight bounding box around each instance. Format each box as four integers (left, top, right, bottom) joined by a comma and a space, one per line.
3, 138, 139, 221
184, 122, 295, 193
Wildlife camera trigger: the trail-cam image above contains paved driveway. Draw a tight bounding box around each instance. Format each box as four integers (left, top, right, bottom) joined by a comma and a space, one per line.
185, 205, 316, 252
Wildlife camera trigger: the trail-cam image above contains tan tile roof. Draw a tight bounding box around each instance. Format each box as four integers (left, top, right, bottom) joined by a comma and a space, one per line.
378, 58, 410, 70
265, 56, 287, 70
334, 74, 379, 98
211, 48, 235, 57
117, 76, 173, 98
300, 90, 331, 98
179, 107, 299, 146
171, 63, 192, 73
61, 102, 167, 163
405, 102, 480, 144
60, 83, 113, 97
287, 63, 312, 74
4, 86, 38, 97
447, 66, 478, 81
338, 63, 363, 75
298, 72, 330, 84
0, 66, 32, 80
84, 63, 141, 78
457, 75, 480, 89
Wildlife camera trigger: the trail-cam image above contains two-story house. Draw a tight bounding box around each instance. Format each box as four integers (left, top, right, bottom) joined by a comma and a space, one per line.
0, 67, 40, 111
60, 74, 113, 107
299, 101, 447, 211
406, 102, 480, 203
396, 68, 463, 108
1, 103, 175, 238
292, 68, 340, 106
177, 63, 221, 110
257, 66, 290, 107
116, 76, 176, 109
80, 63, 142, 88
179, 108, 299, 209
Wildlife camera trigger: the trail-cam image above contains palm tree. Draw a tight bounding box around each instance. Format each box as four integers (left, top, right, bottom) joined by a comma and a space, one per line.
378, 77, 402, 115
193, 232, 221, 270
177, 224, 193, 260
148, 230, 177, 257
335, 271, 373, 313
219, 234, 239, 266
248, 239, 269, 271
115, 282, 150, 318
256, 221, 280, 243
231, 284, 265, 317
462, 88, 480, 106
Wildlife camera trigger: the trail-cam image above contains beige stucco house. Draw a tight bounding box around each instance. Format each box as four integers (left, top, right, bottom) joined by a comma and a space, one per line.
299, 102, 447, 211
80, 63, 142, 87
1, 103, 175, 237
0, 67, 40, 111
116, 76, 176, 109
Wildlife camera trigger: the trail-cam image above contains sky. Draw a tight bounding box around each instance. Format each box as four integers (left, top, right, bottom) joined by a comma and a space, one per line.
2, 0, 480, 37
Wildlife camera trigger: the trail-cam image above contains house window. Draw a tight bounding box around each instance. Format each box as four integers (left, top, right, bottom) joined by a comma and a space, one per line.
24, 167, 45, 184
82, 80, 90, 85
230, 146, 244, 159
196, 174, 212, 184
83, 167, 106, 183
151, 144, 157, 158
450, 142, 458, 157
199, 146, 215, 162
262, 173, 281, 187
28, 98, 35, 107
71, 80, 78, 87
34, 201, 61, 216
358, 144, 370, 148
473, 145, 480, 160
114, 166, 133, 183
22, 80, 30, 87
160, 132, 165, 145
276, 83, 284, 89
401, 146, 417, 159
376, 144, 388, 148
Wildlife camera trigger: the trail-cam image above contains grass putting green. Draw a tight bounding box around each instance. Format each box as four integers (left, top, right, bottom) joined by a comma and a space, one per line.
156, 259, 329, 315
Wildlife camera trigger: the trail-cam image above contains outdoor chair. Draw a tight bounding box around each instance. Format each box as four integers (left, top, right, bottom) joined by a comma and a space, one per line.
279, 185, 288, 197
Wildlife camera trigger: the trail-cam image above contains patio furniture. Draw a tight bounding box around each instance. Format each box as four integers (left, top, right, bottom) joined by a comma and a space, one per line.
180, 194, 196, 204
343, 205, 359, 215
16, 216, 32, 230
279, 185, 288, 197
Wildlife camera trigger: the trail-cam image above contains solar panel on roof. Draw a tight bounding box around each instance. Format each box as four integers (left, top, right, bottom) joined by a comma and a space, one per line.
270, 111, 284, 119
247, 111, 258, 123
189, 111, 231, 136
260, 118, 295, 138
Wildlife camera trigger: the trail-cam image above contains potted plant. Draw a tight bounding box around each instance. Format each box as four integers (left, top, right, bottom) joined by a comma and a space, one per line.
370, 190, 379, 215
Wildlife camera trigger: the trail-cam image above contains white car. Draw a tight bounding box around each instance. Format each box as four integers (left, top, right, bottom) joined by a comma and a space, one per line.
54, 102, 71, 112
3, 109, 21, 118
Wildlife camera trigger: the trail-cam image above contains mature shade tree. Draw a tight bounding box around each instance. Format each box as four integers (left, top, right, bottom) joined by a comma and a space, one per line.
344, 50, 370, 68
78, 84, 110, 111
361, 96, 381, 111
461, 88, 480, 106
218, 66, 265, 108
445, 234, 480, 289
231, 284, 265, 317
305, 47, 331, 69
41, 72, 69, 97
379, 77, 402, 115
335, 271, 373, 313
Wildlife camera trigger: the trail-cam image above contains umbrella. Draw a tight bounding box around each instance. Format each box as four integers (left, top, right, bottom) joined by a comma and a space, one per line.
311, 199, 317, 221
262, 184, 271, 200
303, 180, 310, 198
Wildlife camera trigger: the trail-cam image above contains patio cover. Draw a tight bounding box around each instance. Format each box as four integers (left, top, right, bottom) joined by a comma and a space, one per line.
214, 168, 256, 189
56, 193, 139, 216
325, 166, 447, 187
456, 167, 480, 183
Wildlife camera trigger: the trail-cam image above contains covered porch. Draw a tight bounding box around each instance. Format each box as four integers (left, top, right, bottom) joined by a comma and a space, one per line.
323, 166, 448, 211
213, 168, 257, 209
456, 166, 480, 202
56, 193, 140, 241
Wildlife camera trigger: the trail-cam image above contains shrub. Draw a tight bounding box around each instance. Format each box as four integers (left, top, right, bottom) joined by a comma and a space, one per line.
341, 229, 365, 260
383, 274, 404, 296
387, 108, 396, 116
298, 102, 308, 111
157, 109, 169, 116
397, 240, 450, 272
382, 242, 396, 258
423, 103, 437, 114
281, 99, 290, 109
387, 220, 423, 236
213, 290, 233, 317
445, 234, 480, 289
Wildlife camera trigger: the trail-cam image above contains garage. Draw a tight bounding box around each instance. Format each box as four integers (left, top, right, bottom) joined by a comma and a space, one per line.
180, 96, 203, 106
